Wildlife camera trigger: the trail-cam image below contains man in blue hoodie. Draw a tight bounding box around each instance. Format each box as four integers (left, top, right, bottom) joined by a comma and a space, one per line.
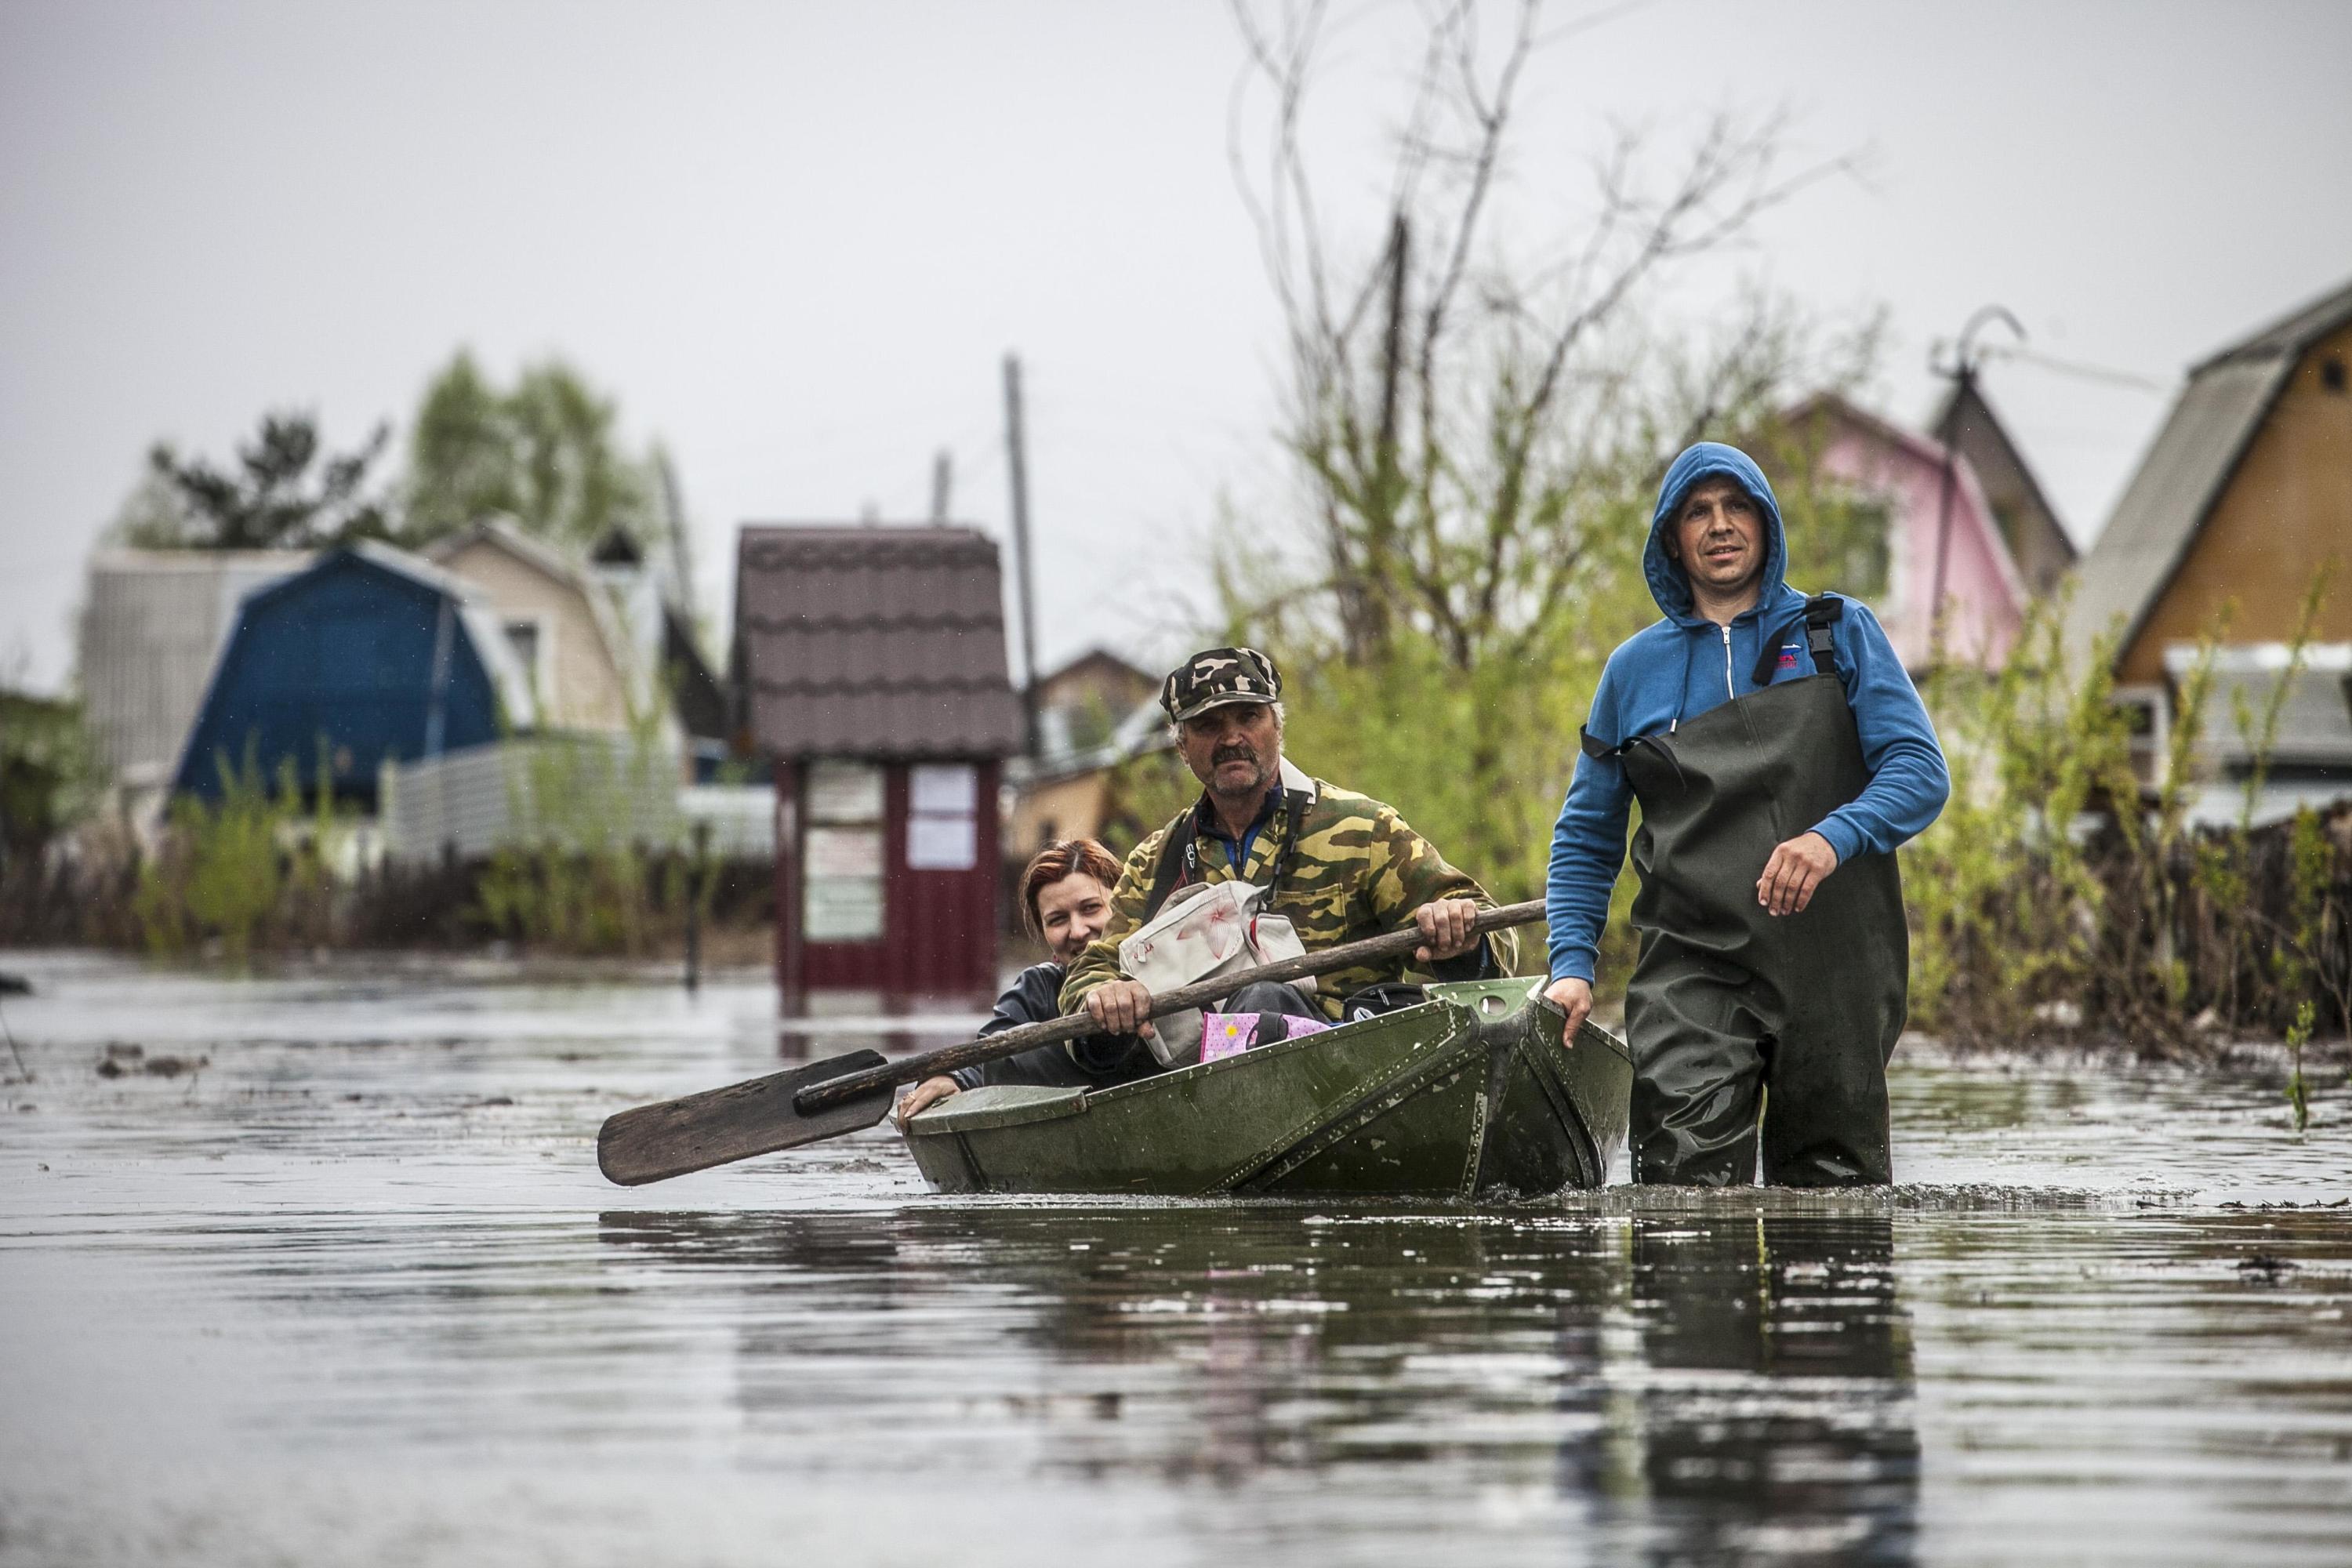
1543, 441, 1949, 1186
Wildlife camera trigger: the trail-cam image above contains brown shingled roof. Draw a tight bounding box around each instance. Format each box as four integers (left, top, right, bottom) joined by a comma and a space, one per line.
735, 524, 1025, 759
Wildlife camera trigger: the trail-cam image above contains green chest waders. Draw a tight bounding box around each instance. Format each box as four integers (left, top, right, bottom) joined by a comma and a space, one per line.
1582, 597, 1908, 1186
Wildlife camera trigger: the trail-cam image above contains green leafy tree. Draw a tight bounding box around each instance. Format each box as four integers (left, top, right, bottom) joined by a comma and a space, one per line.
131, 747, 333, 964
107, 412, 391, 550
402, 350, 662, 554
0, 689, 104, 873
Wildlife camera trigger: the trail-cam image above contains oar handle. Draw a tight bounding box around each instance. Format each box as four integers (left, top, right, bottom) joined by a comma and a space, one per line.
793, 898, 1547, 1113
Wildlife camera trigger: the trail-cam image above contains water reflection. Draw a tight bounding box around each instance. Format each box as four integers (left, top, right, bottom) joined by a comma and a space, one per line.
598, 1206, 1915, 1559
773, 987, 985, 1062
1621, 1216, 1915, 1564
10, 953, 2348, 1566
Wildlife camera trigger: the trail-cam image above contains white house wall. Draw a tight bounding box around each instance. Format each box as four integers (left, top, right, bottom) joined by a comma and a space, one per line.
382, 735, 771, 864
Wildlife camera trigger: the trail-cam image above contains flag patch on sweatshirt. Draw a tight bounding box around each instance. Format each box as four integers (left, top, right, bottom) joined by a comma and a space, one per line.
1776, 642, 1802, 671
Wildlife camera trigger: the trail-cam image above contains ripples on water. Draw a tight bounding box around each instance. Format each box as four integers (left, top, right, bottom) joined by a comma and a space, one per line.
1, 952, 2347, 1566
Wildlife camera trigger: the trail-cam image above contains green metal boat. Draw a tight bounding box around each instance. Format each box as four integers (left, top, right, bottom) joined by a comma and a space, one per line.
901, 978, 1632, 1198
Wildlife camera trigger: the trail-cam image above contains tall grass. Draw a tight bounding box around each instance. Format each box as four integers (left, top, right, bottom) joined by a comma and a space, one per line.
103, 733, 745, 963
133, 746, 341, 962
470, 734, 719, 957
1903, 575, 2347, 1051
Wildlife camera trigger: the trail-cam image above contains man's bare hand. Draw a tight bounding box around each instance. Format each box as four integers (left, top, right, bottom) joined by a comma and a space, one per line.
894, 1075, 960, 1128
1414, 898, 1481, 964
1543, 977, 1593, 1046
1084, 978, 1157, 1039
1757, 831, 1839, 916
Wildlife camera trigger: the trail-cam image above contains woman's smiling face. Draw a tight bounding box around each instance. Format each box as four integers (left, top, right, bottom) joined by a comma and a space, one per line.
1033, 872, 1113, 962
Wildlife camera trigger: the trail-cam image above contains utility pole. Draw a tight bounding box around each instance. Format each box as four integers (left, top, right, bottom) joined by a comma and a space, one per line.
929, 448, 953, 524
1001, 354, 1042, 757
1928, 305, 2024, 668
1353, 213, 1410, 662
655, 446, 698, 626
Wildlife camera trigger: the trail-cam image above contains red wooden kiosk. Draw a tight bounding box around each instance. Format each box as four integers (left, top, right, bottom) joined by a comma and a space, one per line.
733, 525, 1025, 1009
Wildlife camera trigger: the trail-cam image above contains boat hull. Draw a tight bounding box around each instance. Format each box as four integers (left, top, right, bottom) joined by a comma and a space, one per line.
902, 978, 1631, 1198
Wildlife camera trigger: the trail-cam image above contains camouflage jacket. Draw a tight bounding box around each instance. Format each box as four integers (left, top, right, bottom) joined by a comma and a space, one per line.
1059, 760, 1515, 1022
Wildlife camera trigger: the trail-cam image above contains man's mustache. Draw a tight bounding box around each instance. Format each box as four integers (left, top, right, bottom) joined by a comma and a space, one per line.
1214, 746, 1257, 764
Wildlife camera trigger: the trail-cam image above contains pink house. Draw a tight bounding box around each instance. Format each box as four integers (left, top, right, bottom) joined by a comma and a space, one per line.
1777, 394, 2032, 672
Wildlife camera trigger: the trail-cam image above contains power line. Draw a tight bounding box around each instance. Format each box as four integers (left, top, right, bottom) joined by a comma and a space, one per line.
1976, 343, 2171, 394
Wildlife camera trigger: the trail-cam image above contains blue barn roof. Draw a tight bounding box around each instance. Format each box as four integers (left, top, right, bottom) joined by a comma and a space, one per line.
171, 543, 536, 808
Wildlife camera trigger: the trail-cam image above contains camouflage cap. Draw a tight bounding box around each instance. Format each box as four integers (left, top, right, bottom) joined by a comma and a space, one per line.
1162, 646, 1283, 723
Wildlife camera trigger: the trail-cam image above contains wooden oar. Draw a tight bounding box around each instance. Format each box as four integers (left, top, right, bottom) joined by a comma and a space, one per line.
597, 898, 1546, 1185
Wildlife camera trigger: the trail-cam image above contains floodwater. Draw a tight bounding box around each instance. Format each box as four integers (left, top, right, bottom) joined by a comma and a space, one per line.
2, 953, 2347, 1567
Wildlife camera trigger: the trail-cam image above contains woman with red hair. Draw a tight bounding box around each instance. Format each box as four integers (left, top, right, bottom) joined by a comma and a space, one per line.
895, 838, 1149, 1124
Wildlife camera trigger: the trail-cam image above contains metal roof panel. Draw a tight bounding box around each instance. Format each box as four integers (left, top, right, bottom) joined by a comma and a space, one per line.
734, 524, 1023, 758
2063, 356, 2295, 672
2192, 272, 2352, 372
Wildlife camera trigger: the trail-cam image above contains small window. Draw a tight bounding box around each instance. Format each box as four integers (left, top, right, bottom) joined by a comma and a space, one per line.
2322, 356, 2347, 394
908, 763, 978, 871
1840, 499, 1892, 601
804, 760, 886, 941
503, 619, 541, 694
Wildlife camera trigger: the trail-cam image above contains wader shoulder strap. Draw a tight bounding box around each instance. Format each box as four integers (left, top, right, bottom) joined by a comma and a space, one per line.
1749, 593, 1846, 685
1142, 811, 1201, 923
1262, 787, 1310, 897
1140, 787, 1311, 922
1803, 593, 1844, 672
1581, 723, 1685, 789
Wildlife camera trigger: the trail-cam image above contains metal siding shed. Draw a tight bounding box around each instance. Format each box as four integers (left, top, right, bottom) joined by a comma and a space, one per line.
170, 544, 534, 808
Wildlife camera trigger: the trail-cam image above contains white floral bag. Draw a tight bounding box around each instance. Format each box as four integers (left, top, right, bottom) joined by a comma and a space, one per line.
1116, 879, 1312, 1069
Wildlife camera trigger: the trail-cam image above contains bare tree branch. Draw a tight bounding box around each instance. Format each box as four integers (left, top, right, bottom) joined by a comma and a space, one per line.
1228, 0, 1858, 673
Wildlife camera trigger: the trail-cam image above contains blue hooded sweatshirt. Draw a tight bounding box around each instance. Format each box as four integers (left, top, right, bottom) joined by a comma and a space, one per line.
1544, 441, 1950, 984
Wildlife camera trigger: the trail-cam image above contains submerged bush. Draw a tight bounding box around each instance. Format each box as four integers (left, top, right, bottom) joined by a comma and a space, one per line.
468, 735, 719, 958
96, 732, 751, 964
1902, 577, 2347, 1052
133, 749, 339, 963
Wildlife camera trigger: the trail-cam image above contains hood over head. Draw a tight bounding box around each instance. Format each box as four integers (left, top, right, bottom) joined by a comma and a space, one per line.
1643, 441, 1787, 622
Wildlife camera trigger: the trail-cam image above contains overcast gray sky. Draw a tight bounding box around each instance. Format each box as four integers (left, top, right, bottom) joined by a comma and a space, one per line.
5, 0, 2348, 695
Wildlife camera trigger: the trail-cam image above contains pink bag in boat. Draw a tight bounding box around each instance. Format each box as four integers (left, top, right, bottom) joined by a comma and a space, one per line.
1199, 1010, 1333, 1063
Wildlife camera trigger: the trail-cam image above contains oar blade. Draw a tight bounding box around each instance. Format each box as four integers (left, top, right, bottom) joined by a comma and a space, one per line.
597, 1049, 896, 1186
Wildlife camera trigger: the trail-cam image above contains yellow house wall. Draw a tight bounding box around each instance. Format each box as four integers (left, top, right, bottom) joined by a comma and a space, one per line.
1036, 658, 1152, 715
436, 541, 633, 732
2119, 319, 2352, 685
1006, 771, 1111, 861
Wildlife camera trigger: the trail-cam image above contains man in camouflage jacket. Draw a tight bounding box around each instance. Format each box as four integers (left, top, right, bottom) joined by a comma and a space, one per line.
1062, 646, 1515, 1047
